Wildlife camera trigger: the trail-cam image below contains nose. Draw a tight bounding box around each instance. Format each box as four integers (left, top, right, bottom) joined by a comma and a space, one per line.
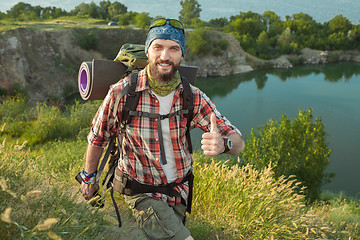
159, 49, 170, 61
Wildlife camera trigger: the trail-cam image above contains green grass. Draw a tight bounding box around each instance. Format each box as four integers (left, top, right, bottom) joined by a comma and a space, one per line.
0, 97, 360, 239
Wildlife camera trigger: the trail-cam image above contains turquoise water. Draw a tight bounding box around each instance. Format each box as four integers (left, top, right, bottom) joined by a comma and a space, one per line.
192, 62, 360, 197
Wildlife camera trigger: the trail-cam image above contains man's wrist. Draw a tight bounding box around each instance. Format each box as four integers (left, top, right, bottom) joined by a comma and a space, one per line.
79, 169, 97, 184
222, 138, 233, 154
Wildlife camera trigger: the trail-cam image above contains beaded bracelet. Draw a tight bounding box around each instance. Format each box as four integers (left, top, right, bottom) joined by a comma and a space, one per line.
79, 169, 97, 184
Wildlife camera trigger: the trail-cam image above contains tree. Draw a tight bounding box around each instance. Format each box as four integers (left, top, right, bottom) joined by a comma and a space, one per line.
134, 12, 151, 30
0, 11, 5, 20
329, 14, 352, 33
99, 0, 111, 19
228, 11, 266, 39
207, 17, 229, 28
262, 10, 283, 37
108, 1, 127, 19
179, 0, 201, 25
284, 12, 317, 35
256, 31, 272, 59
6, 2, 33, 19
117, 12, 136, 26
277, 27, 293, 45
328, 32, 350, 50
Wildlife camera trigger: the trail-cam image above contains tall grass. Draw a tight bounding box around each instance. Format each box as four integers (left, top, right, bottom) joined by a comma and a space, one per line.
1, 96, 360, 239
190, 154, 325, 239
0, 139, 146, 240
0, 96, 100, 146
0, 143, 109, 239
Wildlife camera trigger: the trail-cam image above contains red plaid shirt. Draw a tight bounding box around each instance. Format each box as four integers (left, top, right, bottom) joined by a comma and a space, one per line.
88, 67, 240, 206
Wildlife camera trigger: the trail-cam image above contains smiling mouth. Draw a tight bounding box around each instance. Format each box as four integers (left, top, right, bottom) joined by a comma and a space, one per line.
157, 60, 174, 69
158, 63, 170, 67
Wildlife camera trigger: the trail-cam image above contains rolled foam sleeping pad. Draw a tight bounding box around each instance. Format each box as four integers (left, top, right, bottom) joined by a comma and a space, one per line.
78, 59, 198, 100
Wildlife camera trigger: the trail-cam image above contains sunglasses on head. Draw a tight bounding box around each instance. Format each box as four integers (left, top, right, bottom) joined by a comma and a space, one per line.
149, 18, 184, 34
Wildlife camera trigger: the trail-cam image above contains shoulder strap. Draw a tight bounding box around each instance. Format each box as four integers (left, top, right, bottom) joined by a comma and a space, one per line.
121, 70, 141, 127
181, 76, 194, 154
96, 83, 131, 184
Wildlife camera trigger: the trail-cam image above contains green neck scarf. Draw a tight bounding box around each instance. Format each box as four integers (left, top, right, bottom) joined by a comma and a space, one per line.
147, 67, 181, 97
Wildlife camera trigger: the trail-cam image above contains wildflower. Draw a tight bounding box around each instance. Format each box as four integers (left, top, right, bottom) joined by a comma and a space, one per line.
36, 218, 59, 231
1, 207, 12, 223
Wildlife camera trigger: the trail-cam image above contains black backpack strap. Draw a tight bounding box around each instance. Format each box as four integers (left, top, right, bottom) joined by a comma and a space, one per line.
181, 76, 194, 153
121, 70, 141, 128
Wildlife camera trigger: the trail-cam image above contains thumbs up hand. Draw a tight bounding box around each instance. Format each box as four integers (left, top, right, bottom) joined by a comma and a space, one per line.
201, 113, 225, 156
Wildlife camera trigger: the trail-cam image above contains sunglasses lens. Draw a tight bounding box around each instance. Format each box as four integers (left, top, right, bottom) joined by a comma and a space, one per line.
151, 18, 167, 27
149, 18, 184, 33
169, 19, 184, 30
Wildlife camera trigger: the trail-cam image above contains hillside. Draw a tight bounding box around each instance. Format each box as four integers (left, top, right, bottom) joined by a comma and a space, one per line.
0, 25, 145, 104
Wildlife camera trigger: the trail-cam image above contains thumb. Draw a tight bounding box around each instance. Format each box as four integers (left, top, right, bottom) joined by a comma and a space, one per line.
210, 113, 218, 133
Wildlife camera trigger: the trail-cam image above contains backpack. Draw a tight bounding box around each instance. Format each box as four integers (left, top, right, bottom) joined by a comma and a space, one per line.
76, 43, 196, 227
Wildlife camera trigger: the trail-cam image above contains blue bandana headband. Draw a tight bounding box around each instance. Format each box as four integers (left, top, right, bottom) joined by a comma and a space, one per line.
145, 23, 185, 57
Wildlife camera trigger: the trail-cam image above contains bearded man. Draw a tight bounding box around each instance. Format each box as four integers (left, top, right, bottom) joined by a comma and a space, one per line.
79, 18, 245, 240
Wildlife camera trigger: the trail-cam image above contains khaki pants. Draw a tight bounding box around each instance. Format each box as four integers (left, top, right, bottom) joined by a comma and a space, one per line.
124, 194, 190, 240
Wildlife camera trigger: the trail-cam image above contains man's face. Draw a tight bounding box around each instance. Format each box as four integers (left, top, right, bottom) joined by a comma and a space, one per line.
146, 39, 183, 83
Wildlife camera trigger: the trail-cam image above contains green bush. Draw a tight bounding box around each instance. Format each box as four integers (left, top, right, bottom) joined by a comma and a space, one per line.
218, 38, 229, 50
187, 29, 230, 57
186, 28, 212, 56
78, 32, 98, 50
0, 96, 29, 137
24, 103, 75, 145
240, 108, 333, 202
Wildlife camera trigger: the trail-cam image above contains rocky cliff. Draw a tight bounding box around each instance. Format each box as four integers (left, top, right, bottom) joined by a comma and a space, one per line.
0, 28, 97, 103
0, 27, 359, 103
0, 27, 145, 103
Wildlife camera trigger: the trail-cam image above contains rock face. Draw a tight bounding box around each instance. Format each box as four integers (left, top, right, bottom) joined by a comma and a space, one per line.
300, 48, 328, 64
0, 28, 103, 103
0, 27, 145, 104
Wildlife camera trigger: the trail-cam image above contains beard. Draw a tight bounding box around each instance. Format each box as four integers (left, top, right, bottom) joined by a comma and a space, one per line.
149, 59, 180, 83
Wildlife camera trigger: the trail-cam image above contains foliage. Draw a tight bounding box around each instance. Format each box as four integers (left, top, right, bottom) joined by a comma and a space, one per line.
0, 95, 29, 137
179, 0, 201, 25
134, 12, 151, 30
5, 2, 68, 21
227, 11, 267, 39
186, 28, 211, 55
187, 28, 229, 56
240, 108, 333, 202
206, 17, 229, 28
329, 15, 352, 33
225, 11, 360, 59
78, 32, 98, 50
0, 96, 100, 146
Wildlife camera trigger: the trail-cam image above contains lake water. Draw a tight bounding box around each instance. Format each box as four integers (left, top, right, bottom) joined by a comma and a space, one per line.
191, 62, 360, 198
